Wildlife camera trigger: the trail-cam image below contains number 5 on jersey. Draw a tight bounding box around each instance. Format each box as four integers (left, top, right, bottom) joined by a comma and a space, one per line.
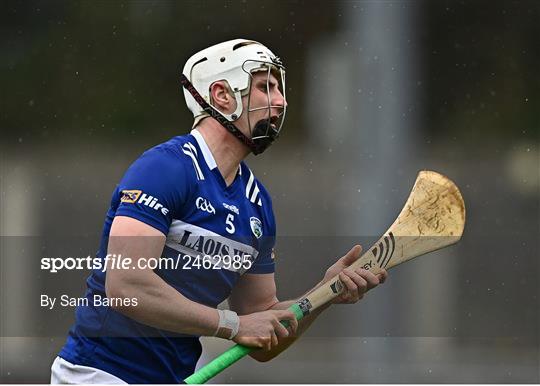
225, 213, 235, 234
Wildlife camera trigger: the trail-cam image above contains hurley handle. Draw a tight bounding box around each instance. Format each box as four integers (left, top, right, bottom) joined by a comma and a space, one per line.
184, 304, 305, 384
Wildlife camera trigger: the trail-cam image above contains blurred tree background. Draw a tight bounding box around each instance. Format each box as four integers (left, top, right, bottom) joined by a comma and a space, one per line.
1, 0, 537, 145
1, 0, 339, 144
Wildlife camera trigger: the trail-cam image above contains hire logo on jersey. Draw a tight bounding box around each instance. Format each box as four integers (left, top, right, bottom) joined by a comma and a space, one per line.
250, 217, 263, 239
121, 190, 170, 216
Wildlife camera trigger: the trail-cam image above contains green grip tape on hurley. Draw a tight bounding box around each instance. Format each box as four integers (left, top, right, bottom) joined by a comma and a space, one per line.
184, 303, 305, 384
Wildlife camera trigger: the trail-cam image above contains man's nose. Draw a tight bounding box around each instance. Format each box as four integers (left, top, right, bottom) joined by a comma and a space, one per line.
272, 90, 287, 108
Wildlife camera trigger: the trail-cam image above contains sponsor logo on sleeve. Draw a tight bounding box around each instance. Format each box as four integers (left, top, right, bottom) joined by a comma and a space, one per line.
120, 190, 170, 216
120, 190, 142, 203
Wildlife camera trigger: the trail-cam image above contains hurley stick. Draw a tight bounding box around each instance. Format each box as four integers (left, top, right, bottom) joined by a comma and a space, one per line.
185, 170, 466, 384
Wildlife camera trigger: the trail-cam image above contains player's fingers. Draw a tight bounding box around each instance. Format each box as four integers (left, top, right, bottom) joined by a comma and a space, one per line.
343, 291, 361, 303
275, 310, 296, 322
340, 245, 363, 266
272, 319, 290, 338
377, 269, 388, 283
270, 331, 278, 349
339, 273, 362, 302
287, 316, 299, 335
258, 336, 270, 350
344, 269, 368, 294
338, 292, 350, 303
339, 272, 358, 294
272, 310, 297, 335
356, 268, 379, 289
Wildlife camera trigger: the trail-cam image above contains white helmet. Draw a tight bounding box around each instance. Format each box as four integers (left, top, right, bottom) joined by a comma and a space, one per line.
181, 38, 286, 154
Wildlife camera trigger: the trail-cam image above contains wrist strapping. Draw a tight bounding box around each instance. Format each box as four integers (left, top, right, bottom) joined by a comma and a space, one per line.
215, 309, 240, 339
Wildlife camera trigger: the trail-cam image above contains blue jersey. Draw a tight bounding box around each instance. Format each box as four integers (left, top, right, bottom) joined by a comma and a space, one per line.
59, 130, 276, 383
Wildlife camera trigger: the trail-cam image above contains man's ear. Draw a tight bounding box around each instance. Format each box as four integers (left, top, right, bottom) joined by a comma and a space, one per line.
209, 81, 235, 114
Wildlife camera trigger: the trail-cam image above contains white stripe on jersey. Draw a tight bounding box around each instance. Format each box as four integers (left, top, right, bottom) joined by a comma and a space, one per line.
184, 142, 198, 156
245, 170, 262, 207
246, 170, 255, 198
166, 219, 259, 274
191, 129, 218, 170
182, 144, 204, 181
249, 184, 260, 204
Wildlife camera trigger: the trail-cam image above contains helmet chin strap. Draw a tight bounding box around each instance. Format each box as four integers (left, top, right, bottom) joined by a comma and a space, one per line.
180, 74, 276, 155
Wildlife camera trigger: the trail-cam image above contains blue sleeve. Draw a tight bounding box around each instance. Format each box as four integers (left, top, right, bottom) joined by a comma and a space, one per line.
247, 240, 275, 274
114, 147, 190, 235
247, 197, 276, 274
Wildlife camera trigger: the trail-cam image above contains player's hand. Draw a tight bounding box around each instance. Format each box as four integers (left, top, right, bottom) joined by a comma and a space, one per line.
233, 310, 298, 351
322, 245, 388, 304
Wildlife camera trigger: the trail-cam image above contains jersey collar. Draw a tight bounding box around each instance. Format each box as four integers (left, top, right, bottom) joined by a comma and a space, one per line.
191, 129, 217, 170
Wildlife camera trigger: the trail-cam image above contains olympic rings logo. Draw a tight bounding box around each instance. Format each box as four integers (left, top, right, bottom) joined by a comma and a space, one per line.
196, 197, 216, 214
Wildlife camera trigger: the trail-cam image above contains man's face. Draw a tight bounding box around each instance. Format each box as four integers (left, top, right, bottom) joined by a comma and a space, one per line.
236, 70, 286, 139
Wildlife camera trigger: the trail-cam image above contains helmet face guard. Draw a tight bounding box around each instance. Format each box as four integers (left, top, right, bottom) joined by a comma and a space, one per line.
244, 61, 287, 154
181, 39, 287, 155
